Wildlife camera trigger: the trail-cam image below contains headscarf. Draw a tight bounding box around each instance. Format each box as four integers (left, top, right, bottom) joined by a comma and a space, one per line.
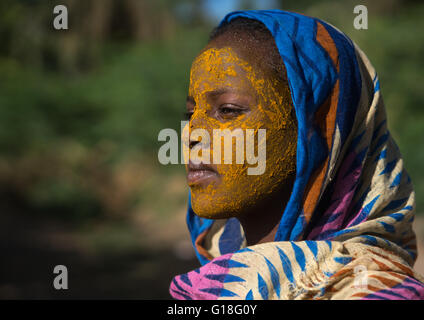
170, 10, 424, 299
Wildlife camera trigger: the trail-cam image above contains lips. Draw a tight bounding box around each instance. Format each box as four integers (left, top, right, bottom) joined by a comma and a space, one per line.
187, 161, 219, 186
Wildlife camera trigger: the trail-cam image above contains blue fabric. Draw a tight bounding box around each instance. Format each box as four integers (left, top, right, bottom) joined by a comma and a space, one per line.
186, 191, 214, 265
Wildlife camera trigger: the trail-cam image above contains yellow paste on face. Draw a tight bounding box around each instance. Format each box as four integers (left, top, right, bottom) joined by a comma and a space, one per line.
187, 46, 297, 219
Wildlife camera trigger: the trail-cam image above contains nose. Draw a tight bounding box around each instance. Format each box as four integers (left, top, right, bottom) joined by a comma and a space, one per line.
188, 108, 209, 150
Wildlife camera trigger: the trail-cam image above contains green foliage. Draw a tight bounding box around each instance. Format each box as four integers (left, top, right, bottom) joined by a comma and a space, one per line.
0, 29, 208, 154
0, 25, 208, 221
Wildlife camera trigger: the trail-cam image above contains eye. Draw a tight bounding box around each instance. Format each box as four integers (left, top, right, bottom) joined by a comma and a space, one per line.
218, 104, 244, 118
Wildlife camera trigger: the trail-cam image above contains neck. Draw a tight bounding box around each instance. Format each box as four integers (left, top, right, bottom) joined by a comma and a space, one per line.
236, 178, 293, 247
237, 211, 281, 246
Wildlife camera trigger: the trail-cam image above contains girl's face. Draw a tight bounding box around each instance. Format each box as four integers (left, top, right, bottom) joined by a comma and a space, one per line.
186, 45, 297, 219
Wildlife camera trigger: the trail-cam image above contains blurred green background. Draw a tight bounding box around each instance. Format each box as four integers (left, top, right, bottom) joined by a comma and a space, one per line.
1, 0, 423, 298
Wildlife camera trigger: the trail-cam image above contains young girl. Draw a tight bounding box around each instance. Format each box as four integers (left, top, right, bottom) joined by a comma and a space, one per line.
170, 10, 424, 300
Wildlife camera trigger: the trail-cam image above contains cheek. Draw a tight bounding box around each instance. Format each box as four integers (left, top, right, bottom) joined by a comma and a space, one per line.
189, 120, 260, 218
218, 121, 296, 195
191, 166, 259, 219
189, 89, 297, 219
190, 118, 268, 218
263, 106, 297, 204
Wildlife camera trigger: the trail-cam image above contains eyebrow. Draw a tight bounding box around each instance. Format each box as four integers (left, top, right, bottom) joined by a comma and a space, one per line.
186, 88, 246, 107
206, 88, 236, 100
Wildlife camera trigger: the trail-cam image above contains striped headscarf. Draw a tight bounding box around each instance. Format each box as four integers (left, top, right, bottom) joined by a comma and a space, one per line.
170, 10, 424, 300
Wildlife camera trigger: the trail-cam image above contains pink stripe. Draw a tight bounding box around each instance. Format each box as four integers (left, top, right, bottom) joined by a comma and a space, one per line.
308, 150, 362, 238
169, 253, 234, 300
361, 278, 424, 300
361, 291, 407, 300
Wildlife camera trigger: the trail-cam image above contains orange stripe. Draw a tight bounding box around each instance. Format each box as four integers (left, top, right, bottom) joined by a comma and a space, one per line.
302, 80, 340, 222
302, 160, 328, 222
386, 272, 407, 281
316, 21, 340, 72
403, 235, 416, 243
367, 284, 384, 292
331, 267, 353, 279
367, 249, 414, 276
301, 22, 342, 225
351, 292, 369, 298
369, 274, 401, 287
371, 257, 392, 272
351, 285, 382, 297
301, 24, 341, 223
389, 260, 414, 276
195, 229, 213, 260
406, 244, 417, 250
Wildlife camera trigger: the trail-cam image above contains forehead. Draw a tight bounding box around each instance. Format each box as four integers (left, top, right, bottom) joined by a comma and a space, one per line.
191, 47, 250, 74
190, 46, 262, 92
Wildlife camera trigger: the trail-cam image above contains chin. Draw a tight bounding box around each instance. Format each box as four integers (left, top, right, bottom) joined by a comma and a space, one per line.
191, 197, 240, 220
